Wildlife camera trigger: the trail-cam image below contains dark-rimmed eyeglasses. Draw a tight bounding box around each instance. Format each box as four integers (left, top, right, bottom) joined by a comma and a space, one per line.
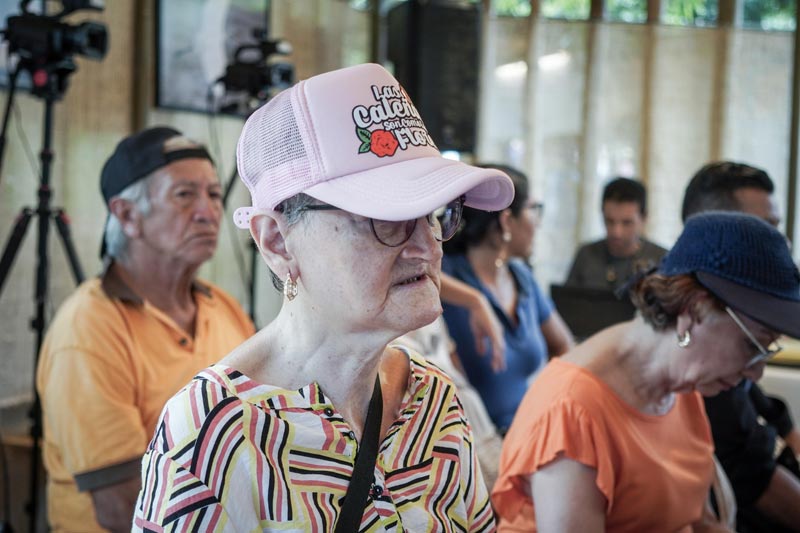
299, 196, 465, 247
725, 306, 782, 369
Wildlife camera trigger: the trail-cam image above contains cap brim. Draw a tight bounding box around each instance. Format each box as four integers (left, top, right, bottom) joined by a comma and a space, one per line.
697, 271, 800, 339
302, 156, 514, 221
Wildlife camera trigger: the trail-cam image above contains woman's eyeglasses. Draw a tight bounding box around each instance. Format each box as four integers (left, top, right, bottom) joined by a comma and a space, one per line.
725, 306, 782, 368
527, 202, 544, 219
299, 196, 465, 247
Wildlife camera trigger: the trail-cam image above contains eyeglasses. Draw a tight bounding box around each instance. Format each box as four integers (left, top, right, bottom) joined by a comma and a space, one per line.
527, 202, 544, 218
725, 306, 782, 369
299, 196, 465, 247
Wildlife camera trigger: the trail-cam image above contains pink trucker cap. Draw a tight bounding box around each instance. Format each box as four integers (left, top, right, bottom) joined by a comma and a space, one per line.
233, 63, 514, 228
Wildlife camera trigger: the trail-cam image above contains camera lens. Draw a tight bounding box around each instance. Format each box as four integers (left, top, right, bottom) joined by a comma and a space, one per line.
65, 21, 108, 60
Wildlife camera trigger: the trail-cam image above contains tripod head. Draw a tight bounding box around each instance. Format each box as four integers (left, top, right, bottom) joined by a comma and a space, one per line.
3, 0, 108, 100
216, 28, 294, 115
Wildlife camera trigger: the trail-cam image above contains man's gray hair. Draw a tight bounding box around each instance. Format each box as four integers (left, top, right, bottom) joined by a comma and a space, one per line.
103, 174, 154, 260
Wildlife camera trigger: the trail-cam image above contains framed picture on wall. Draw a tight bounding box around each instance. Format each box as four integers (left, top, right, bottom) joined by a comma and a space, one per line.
156, 0, 272, 114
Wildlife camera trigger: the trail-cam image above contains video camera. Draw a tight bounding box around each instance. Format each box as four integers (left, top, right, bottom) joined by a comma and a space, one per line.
217, 29, 294, 113
3, 0, 108, 97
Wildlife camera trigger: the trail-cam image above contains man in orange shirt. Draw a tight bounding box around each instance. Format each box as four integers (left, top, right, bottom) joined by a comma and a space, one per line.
36, 127, 255, 532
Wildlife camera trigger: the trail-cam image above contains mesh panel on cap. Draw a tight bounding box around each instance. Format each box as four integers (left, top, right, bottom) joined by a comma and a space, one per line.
237, 89, 316, 209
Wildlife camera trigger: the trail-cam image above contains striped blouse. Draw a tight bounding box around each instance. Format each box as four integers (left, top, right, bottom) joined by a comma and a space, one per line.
133, 348, 496, 532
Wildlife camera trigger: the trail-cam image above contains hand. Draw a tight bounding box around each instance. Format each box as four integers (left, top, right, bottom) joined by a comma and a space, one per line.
468, 294, 506, 373
438, 273, 506, 372
784, 428, 800, 457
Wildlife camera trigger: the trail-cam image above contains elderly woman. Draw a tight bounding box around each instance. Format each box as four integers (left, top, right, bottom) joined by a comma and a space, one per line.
442, 164, 573, 433
133, 64, 513, 532
492, 212, 800, 532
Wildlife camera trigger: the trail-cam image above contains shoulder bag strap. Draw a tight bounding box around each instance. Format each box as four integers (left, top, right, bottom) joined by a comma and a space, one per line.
334, 375, 383, 533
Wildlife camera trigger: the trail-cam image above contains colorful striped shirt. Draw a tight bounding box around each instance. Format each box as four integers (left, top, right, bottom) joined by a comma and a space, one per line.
133, 348, 495, 532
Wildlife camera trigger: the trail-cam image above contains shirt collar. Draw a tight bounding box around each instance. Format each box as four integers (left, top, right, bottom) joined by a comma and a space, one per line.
100, 258, 212, 304
206, 349, 432, 413
507, 259, 533, 297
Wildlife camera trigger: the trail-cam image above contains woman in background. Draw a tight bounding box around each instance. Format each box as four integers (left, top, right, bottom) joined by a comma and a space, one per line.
441, 164, 573, 433
493, 212, 800, 532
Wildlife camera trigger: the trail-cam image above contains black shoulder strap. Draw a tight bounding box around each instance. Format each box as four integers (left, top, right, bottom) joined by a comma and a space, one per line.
334, 375, 383, 533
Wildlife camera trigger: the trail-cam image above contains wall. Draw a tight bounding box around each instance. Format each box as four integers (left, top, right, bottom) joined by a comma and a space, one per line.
477, 16, 796, 291
0, 0, 370, 407
0, 0, 137, 407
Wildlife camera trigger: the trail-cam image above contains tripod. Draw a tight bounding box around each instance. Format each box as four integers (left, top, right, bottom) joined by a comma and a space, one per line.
221, 160, 259, 326
215, 2, 293, 326
0, 62, 85, 533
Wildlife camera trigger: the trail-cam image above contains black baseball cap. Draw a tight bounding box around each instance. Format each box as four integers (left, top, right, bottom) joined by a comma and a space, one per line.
100, 126, 213, 204
99, 126, 214, 257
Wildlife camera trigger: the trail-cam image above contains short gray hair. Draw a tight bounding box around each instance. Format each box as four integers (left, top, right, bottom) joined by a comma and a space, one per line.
268, 193, 316, 292
103, 175, 154, 260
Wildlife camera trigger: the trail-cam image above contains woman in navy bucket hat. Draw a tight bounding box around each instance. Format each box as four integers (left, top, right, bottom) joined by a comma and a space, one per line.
493, 212, 800, 532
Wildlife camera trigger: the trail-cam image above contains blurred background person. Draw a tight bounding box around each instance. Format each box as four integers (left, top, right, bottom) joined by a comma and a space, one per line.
683, 160, 800, 532
566, 177, 667, 290
36, 127, 255, 532
441, 163, 573, 434
493, 212, 800, 532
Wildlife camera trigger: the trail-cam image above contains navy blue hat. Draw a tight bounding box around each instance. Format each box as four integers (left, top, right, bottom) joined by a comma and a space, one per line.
99, 127, 214, 258
659, 211, 800, 338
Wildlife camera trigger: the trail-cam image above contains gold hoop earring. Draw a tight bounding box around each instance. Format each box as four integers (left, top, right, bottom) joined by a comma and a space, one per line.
677, 330, 691, 348
283, 272, 298, 301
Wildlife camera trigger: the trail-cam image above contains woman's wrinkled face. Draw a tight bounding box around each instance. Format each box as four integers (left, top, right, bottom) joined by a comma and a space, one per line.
678, 308, 778, 396
290, 208, 444, 338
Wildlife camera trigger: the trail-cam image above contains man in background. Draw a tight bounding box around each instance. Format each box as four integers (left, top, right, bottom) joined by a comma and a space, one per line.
36, 127, 255, 532
683, 160, 800, 532
566, 177, 667, 290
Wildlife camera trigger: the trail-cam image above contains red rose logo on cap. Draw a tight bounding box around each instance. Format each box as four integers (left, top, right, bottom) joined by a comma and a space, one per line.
357, 128, 399, 157
352, 84, 436, 157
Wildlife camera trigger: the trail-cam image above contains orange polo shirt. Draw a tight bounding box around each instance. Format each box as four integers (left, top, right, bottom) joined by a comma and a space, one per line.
36, 267, 254, 532
493, 358, 714, 532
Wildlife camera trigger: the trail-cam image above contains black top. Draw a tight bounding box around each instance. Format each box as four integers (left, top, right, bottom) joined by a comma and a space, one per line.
705, 380, 797, 532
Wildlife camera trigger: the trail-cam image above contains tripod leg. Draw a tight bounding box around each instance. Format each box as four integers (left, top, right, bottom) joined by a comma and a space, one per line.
249, 240, 258, 327
53, 210, 85, 285
0, 208, 34, 299
222, 160, 258, 325
222, 164, 239, 208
